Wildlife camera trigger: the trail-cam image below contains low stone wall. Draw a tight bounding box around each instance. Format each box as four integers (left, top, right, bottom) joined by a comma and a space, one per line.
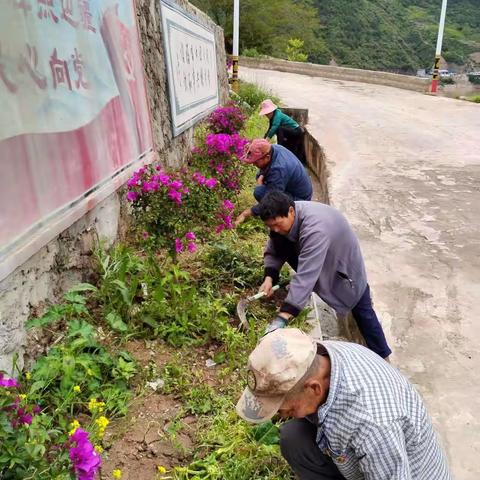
240, 57, 430, 93
281, 107, 329, 205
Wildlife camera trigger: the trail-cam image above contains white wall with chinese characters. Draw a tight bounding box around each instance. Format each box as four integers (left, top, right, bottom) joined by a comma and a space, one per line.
160, 0, 219, 136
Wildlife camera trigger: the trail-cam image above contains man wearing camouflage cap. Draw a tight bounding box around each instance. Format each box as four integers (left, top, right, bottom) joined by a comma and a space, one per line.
237, 328, 452, 479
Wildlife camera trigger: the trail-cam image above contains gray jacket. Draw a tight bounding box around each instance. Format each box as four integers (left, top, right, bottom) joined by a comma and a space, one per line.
264, 201, 368, 315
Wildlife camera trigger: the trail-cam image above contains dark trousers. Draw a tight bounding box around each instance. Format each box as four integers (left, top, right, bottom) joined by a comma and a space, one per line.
277, 126, 306, 164
351, 284, 391, 358
280, 419, 345, 479
270, 233, 392, 358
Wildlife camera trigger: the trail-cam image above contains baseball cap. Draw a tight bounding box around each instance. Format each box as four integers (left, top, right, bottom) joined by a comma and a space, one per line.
236, 328, 317, 424
242, 139, 271, 164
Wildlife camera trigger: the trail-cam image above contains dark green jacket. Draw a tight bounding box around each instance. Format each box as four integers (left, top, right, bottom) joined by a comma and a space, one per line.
266, 109, 299, 138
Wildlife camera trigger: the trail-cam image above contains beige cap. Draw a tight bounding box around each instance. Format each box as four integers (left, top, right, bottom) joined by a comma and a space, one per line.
236, 328, 317, 424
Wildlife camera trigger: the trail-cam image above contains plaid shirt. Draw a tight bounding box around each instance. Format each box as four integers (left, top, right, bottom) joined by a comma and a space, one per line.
312, 341, 452, 479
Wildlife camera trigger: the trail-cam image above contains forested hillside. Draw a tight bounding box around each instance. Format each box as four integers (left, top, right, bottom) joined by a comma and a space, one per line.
191, 0, 480, 73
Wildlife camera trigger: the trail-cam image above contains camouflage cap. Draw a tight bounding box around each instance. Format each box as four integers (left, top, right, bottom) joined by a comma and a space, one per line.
236, 328, 317, 424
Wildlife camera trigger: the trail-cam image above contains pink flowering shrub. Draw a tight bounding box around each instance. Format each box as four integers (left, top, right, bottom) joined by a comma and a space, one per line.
0, 371, 102, 478
126, 165, 235, 257
206, 102, 246, 134
191, 132, 248, 196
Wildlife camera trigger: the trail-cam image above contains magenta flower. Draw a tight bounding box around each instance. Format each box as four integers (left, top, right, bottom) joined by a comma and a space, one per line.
187, 242, 197, 253
0, 373, 19, 388
142, 181, 158, 192
127, 176, 139, 187
193, 172, 206, 185
169, 180, 183, 189
185, 231, 196, 241
69, 428, 102, 480
142, 231, 149, 239
155, 165, 162, 171
126, 191, 138, 202
215, 224, 225, 234
158, 173, 171, 185
32, 405, 42, 414
168, 190, 182, 204
222, 199, 234, 210
18, 413, 33, 425
205, 178, 218, 189
175, 238, 184, 253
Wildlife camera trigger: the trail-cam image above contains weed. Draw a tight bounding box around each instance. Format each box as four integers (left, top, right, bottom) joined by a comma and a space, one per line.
233, 81, 280, 112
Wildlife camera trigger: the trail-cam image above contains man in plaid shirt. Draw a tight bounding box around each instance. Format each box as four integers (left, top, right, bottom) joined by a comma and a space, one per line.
236, 329, 452, 479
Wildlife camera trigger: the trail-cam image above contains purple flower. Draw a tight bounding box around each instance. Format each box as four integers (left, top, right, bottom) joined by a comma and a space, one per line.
18, 413, 32, 425
222, 199, 234, 210
142, 231, 149, 239
168, 189, 182, 205
0, 373, 19, 388
187, 242, 197, 253
185, 231, 196, 241
205, 178, 218, 189
158, 173, 171, 185
155, 165, 162, 171
32, 405, 42, 414
127, 176, 139, 187
126, 191, 138, 202
175, 238, 184, 253
215, 224, 225, 234
69, 428, 102, 480
169, 180, 183, 189
142, 181, 158, 193
193, 172, 206, 185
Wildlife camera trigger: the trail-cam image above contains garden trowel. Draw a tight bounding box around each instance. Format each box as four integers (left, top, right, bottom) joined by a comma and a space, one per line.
236, 285, 280, 330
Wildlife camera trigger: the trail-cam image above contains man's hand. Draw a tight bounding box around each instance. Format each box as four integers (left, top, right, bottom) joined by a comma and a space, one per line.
264, 316, 287, 335
263, 311, 293, 336
256, 175, 264, 186
259, 276, 274, 298
235, 208, 253, 227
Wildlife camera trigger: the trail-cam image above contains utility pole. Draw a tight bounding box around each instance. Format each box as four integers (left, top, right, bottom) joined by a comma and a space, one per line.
430, 0, 448, 93
232, 0, 240, 92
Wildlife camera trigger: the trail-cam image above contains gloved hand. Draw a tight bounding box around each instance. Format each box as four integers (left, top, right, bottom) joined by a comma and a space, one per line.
264, 316, 287, 336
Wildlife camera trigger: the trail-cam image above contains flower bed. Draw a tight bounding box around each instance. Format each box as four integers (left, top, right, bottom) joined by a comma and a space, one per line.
0, 83, 297, 480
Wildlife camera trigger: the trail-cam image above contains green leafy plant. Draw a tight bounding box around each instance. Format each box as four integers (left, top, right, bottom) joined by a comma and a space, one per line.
285, 38, 308, 62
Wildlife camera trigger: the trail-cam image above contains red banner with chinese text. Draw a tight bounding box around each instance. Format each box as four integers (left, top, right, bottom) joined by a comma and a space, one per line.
0, 0, 154, 279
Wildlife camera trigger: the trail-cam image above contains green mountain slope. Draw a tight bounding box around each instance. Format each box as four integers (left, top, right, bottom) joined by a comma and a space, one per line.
315, 0, 480, 71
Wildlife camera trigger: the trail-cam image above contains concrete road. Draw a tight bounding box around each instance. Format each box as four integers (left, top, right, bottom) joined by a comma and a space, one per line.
241, 67, 480, 479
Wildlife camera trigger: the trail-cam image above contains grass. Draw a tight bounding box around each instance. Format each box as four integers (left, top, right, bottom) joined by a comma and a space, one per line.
465, 95, 480, 103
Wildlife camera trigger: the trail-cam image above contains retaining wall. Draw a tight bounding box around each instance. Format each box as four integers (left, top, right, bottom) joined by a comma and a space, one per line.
240, 57, 430, 93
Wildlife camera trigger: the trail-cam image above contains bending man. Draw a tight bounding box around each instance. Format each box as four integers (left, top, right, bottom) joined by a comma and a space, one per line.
235, 139, 312, 227
236, 328, 452, 479
257, 190, 391, 359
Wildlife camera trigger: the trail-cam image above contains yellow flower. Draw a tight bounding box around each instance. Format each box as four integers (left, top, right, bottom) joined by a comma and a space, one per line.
69, 419, 80, 436
88, 398, 105, 413
73, 385, 81, 393
157, 465, 167, 474
87, 368, 94, 376
25, 372, 32, 380
19, 394, 27, 401
112, 469, 122, 479
94, 445, 104, 454
95, 416, 109, 437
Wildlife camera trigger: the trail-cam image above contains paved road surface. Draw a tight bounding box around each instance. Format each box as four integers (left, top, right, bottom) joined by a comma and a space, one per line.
241, 67, 480, 479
